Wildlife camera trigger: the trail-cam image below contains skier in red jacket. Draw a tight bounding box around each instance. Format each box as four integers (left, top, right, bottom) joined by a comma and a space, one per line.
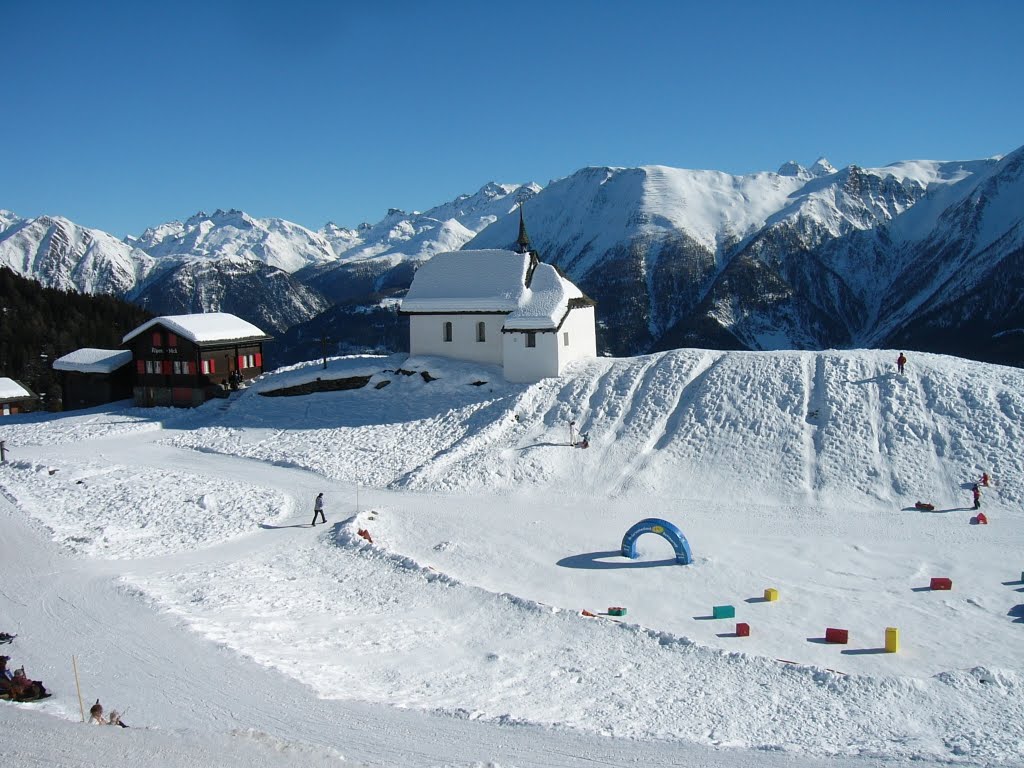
896, 353, 907, 375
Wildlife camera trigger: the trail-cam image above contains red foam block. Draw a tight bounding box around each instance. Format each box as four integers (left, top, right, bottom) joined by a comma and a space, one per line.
736, 622, 750, 637
824, 627, 849, 644
930, 577, 952, 590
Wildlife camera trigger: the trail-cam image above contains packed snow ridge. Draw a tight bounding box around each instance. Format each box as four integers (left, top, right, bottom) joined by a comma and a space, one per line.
1, 349, 1023, 767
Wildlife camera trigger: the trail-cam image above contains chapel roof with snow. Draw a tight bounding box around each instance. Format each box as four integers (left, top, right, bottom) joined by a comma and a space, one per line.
400, 249, 591, 330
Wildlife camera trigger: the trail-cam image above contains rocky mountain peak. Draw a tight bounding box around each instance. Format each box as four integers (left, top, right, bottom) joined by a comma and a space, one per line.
810, 157, 837, 177
777, 160, 808, 178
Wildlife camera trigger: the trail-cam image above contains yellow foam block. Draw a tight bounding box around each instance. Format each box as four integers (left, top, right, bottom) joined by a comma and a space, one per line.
764, 588, 779, 602
885, 626, 899, 653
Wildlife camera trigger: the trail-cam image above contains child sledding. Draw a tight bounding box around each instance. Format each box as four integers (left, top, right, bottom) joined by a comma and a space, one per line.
0, 654, 50, 702
912, 473, 991, 516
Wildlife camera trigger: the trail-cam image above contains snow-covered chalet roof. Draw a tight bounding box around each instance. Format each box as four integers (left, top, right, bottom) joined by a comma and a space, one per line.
0, 377, 34, 400
53, 348, 133, 374
122, 313, 271, 345
401, 249, 588, 330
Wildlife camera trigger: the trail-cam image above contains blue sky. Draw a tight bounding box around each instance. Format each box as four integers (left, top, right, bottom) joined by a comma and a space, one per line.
3, 0, 1022, 237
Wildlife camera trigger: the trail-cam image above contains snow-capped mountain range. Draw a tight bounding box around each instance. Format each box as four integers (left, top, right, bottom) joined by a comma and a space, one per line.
0, 183, 536, 336
468, 146, 1023, 363
1, 144, 1021, 364
130, 208, 337, 273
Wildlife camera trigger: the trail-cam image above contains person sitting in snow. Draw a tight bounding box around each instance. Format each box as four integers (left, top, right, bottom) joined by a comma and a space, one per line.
89, 700, 105, 724
8, 665, 47, 700
108, 709, 129, 728
980, 472, 990, 487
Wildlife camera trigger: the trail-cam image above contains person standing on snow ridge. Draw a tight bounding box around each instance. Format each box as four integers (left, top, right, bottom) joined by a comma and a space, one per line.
311, 492, 326, 526
896, 353, 907, 375
972, 484, 981, 510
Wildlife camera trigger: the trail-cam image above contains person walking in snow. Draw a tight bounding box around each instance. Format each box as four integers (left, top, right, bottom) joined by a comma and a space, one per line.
896, 352, 907, 375
311, 492, 326, 526
981, 471, 990, 487
972, 483, 981, 510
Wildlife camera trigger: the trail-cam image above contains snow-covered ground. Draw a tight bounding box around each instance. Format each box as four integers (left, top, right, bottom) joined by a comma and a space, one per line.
1, 350, 1022, 767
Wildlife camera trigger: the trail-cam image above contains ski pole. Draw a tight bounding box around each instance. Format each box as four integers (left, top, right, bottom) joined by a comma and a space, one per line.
72, 655, 84, 722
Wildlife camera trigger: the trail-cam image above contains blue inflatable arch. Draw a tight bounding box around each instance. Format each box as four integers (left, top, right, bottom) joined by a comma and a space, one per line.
621, 518, 693, 565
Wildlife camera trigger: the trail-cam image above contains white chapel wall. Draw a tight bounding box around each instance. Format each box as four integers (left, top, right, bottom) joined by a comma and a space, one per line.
409, 314, 504, 365
502, 329, 560, 383
556, 306, 597, 369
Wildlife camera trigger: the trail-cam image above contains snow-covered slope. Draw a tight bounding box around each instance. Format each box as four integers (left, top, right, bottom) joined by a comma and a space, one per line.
0, 349, 1021, 768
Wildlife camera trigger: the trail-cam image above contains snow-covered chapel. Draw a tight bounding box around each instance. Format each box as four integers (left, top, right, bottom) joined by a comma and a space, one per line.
400, 209, 596, 383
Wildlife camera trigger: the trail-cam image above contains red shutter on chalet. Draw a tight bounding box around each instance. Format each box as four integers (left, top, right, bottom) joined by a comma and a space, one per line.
168, 333, 178, 346
136, 360, 145, 374
209, 358, 216, 373
162, 360, 171, 375
152, 331, 161, 346
255, 352, 262, 368
238, 355, 245, 369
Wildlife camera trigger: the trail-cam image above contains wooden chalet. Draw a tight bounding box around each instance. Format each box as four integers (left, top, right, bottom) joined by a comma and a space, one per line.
122, 313, 272, 408
52, 348, 134, 410
0, 377, 38, 416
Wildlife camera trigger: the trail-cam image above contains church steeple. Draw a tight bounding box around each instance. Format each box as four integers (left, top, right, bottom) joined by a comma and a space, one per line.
513, 203, 540, 287
514, 203, 532, 254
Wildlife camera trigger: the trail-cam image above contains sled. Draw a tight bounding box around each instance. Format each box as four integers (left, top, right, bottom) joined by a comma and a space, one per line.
0, 690, 51, 702
914, 502, 935, 511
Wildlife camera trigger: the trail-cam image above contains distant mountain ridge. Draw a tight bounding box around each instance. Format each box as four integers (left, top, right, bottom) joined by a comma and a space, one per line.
131, 208, 337, 273
301, 181, 540, 304
2, 144, 1022, 367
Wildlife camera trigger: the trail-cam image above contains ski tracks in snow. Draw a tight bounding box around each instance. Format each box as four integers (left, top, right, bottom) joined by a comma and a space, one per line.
801, 354, 827, 500
912, 374, 963, 504
608, 351, 722, 497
